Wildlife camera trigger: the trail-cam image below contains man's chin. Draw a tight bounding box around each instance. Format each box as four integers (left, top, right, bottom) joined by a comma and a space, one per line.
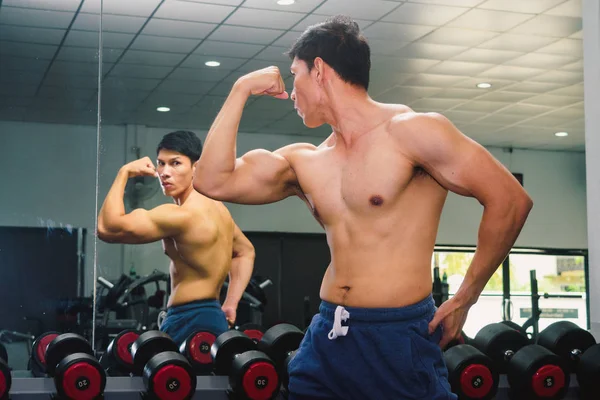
304, 119, 325, 129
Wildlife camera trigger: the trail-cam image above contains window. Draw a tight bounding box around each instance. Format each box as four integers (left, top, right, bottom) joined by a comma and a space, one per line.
431, 248, 588, 339
432, 251, 504, 338
507, 254, 586, 333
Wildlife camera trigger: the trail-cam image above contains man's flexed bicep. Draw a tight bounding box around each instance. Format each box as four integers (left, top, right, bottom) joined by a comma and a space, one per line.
195, 144, 306, 205
98, 204, 189, 244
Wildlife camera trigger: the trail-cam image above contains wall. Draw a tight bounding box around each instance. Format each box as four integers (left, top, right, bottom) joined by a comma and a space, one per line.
0, 120, 99, 294
0, 120, 589, 282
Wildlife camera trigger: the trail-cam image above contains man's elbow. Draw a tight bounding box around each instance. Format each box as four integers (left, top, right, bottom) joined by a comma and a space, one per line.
97, 223, 117, 243
97, 220, 127, 243
193, 171, 226, 200
517, 191, 534, 220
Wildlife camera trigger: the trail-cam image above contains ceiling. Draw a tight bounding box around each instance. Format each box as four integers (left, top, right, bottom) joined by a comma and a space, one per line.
0, 0, 585, 151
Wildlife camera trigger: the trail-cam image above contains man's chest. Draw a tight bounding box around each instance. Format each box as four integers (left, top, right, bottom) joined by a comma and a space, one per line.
294, 147, 416, 222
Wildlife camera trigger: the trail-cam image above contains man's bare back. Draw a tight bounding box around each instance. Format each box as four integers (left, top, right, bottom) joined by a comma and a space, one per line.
279, 107, 447, 308
162, 193, 234, 307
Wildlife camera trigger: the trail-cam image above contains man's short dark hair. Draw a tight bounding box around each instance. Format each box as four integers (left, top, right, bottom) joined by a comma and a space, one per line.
287, 15, 370, 91
157, 130, 203, 163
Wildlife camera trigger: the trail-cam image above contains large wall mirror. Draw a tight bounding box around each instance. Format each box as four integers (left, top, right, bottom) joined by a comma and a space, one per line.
93, 0, 585, 347
0, 0, 101, 371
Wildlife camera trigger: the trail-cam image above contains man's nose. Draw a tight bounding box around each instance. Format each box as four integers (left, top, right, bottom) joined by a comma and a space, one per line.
159, 167, 170, 177
290, 89, 296, 102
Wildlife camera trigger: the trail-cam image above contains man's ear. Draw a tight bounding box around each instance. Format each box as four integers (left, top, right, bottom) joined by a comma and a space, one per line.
313, 57, 325, 84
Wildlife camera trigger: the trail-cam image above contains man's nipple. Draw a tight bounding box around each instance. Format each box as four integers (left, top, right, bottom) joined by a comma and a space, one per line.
370, 195, 384, 206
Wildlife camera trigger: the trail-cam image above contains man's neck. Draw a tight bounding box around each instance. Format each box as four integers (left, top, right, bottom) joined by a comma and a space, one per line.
323, 85, 384, 148
173, 185, 195, 205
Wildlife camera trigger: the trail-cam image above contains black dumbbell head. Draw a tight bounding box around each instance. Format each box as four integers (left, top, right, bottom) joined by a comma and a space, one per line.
230, 350, 280, 400
443, 330, 470, 352
472, 322, 529, 374
536, 321, 596, 372
0, 357, 11, 400
211, 330, 256, 376
131, 331, 179, 376
576, 343, 600, 400
508, 344, 569, 400
102, 329, 140, 375
143, 351, 196, 400
45, 333, 93, 377
500, 321, 529, 341
179, 330, 217, 375
444, 344, 499, 400
238, 324, 265, 344
54, 353, 106, 400
257, 323, 304, 370
30, 331, 60, 375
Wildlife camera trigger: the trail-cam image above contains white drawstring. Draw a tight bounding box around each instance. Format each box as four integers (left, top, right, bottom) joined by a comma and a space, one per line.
157, 310, 167, 329
328, 306, 350, 340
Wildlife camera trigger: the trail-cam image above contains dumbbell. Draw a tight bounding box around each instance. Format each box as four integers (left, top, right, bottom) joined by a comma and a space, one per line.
574, 343, 600, 400
211, 329, 280, 400
536, 321, 596, 371
29, 331, 60, 377
444, 344, 499, 400
257, 323, 304, 394
0, 343, 11, 400
237, 323, 265, 344
179, 330, 217, 375
99, 329, 140, 376
131, 331, 196, 400
444, 330, 470, 351
472, 322, 569, 400
536, 321, 598, 400
500, 320, 529, 342
45, 333, 106, 400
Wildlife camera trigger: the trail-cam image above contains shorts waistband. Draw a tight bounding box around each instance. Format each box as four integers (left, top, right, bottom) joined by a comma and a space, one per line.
319, 294, 435, 324
167, 298, 221, 316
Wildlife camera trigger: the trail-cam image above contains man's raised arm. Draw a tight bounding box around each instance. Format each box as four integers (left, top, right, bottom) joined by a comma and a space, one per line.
194, 67, 301, 205
98, 157, 189, 244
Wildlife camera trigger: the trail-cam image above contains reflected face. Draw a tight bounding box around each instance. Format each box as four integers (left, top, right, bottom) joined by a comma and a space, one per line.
156, 149, 195, 197
290, 57, 324, 128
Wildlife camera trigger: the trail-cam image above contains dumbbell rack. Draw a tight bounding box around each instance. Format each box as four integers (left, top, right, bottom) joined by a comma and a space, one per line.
4, 373, 585, 399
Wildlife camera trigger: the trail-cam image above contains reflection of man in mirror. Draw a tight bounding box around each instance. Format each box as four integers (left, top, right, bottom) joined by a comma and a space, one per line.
97, 130, 255, 345
194, 15, 533, 400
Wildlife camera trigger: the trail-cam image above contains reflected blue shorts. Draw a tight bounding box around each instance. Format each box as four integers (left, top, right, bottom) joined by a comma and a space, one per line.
159, 299, 229, 346
287, 294, 457, 400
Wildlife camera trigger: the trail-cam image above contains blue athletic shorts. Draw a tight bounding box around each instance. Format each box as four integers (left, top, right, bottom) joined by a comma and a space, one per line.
287, 294, 457, 400
159, 299, 229, 346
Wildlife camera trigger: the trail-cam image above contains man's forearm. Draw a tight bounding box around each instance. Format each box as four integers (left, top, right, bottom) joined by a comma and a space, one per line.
98, 168, 129, 231
454, 199, 532, 307
195, 81, 250, 189
223, 254, 255, 307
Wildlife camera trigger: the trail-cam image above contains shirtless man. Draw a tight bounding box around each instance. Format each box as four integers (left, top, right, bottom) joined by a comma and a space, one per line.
97, 130, 255, 345
194, 15, 533, 400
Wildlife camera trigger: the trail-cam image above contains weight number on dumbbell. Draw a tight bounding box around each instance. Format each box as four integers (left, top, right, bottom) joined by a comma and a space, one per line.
256, 376, 268, 389
76, 377, 90, 391
167, 378, 180, 392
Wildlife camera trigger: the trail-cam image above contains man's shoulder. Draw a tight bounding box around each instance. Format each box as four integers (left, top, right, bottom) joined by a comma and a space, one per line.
388, 106, 444, 129
274, 142, 319, 162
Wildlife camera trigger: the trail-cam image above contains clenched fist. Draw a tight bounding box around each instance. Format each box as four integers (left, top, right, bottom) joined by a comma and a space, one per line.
122, 157, 157, 178
237, 66, 289, 99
